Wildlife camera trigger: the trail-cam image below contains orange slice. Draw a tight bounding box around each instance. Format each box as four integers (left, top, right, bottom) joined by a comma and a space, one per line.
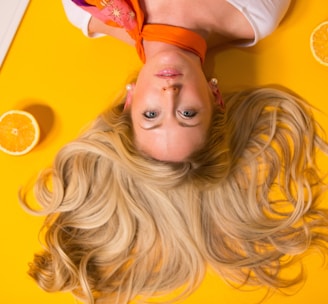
310, 21, 328, 66
0, 110, 40, 155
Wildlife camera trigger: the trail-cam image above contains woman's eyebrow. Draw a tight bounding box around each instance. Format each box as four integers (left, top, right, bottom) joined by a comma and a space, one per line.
140, 121, 200, 130
140, 123, 162, 130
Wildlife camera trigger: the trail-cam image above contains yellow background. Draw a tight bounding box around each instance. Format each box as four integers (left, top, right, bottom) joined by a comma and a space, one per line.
0, 0, 327, 303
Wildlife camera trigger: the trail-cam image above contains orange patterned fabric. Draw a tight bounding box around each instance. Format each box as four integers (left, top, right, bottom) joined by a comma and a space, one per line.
72, 0, 207, 63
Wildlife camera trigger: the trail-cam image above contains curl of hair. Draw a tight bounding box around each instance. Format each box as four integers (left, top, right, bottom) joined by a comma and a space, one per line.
21, 87, 328, 303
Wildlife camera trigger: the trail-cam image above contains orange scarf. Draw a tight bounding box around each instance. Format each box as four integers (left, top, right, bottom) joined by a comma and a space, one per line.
77, 0, 207, 63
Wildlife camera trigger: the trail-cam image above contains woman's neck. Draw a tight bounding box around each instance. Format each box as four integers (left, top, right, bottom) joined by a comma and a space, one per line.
140, 0, 254, 49
141, 0, 211, 37
142, 41, 201, 63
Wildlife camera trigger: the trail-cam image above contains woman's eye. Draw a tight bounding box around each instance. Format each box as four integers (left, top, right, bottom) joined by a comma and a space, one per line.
143, 111, 158, 119
180, 110, 197, 118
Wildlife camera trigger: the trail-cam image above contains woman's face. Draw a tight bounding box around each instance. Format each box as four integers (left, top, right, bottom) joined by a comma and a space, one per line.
130, 50, 215, 162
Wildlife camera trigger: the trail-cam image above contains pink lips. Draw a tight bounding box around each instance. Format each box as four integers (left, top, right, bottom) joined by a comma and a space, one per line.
155, 68, 183, 78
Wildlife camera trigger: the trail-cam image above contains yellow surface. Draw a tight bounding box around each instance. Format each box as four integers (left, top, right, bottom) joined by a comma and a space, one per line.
0, 0, 327, 303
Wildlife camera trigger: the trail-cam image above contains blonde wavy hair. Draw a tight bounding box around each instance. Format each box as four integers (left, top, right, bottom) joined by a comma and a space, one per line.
21, 87, 328, 303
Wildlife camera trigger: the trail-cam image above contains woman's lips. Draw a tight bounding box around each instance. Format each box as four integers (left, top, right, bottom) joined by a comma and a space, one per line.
155, 68, 183, 78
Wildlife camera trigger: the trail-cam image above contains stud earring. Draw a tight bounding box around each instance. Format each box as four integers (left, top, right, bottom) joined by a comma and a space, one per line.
209, 78, 224, 110
126, 83, 133, 91
210, 78, 218, 86
124, 83, 135, 111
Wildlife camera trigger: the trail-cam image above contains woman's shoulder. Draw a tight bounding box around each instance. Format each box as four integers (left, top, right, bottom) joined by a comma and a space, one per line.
226, 0, 291, 46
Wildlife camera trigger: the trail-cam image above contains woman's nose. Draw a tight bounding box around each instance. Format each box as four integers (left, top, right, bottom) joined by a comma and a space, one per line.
162, 85, 180, 94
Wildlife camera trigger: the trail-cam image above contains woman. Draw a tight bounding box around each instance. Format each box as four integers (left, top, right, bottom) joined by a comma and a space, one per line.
62, 0, 291, 161
23, 88, 328, 303
22, 1, 328, 304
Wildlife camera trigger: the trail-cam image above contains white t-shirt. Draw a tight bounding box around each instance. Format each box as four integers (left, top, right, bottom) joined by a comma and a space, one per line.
226, 0, 291, 46
61, 0, 291, 45
62, 0, 94, 37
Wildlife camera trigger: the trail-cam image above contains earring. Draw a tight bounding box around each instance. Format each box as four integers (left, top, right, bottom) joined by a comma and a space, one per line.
209, 78, 224, 110
210, 78, 218, 86
124, 83, 135, 111
126, 83, 133, 91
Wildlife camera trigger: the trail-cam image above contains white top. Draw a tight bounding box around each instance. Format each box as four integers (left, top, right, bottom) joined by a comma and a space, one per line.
62, 0, 94, 37
61, 0, 291, 46
226, 0, 291, 46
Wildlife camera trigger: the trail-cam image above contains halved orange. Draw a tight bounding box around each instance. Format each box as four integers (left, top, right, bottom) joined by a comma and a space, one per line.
0, 110, 40, 156
310, 21, 328, 66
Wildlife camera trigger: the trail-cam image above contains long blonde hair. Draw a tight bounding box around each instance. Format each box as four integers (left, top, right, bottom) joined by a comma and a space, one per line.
21, 87, 328, 303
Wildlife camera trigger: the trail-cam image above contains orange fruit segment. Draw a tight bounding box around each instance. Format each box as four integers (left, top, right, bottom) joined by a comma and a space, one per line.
310, 21, 328, 66
0, 110, 40, 156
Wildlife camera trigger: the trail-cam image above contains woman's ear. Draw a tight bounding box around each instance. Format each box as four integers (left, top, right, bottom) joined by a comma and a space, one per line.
208, 78, 224, 109
124, 83, 135, 111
